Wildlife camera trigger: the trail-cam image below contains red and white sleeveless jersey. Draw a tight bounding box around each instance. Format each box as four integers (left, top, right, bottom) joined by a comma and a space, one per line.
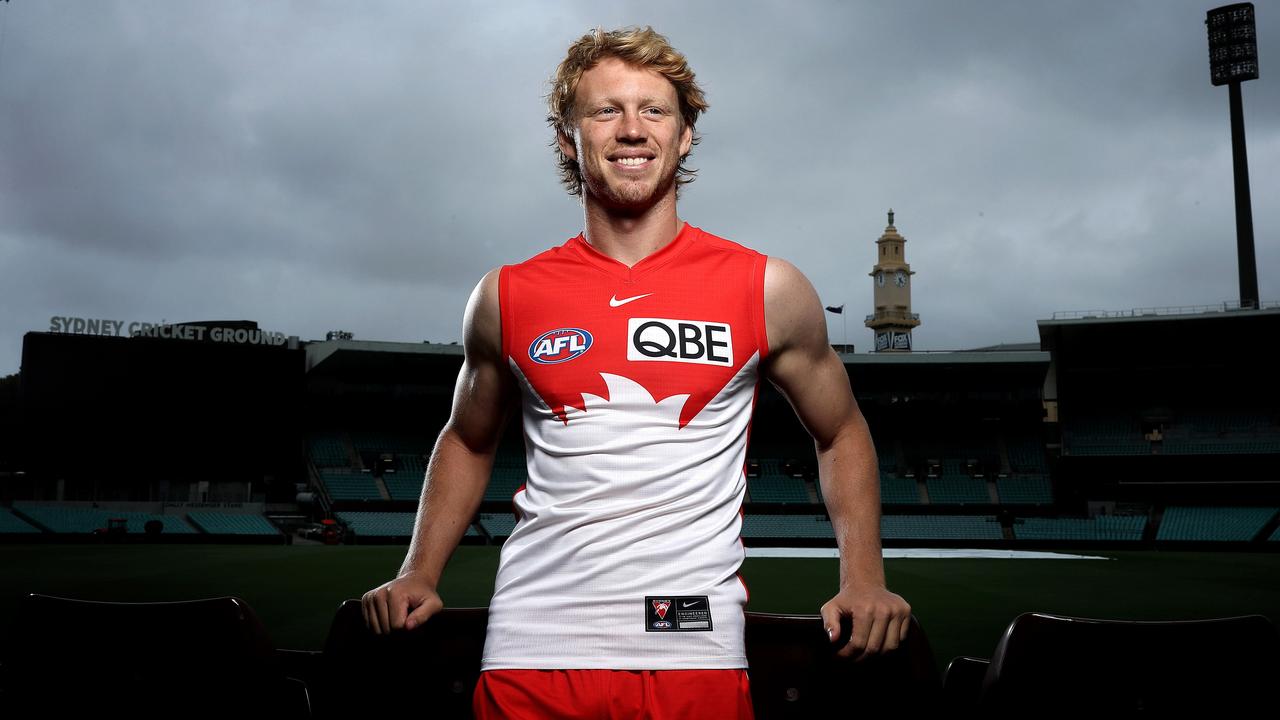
481, 222, 769, 670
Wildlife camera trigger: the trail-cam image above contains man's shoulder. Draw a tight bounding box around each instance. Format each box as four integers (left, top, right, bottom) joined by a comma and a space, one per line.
691, 224, 767, 259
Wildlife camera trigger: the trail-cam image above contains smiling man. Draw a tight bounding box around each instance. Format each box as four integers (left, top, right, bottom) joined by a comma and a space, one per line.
362, 26, 910, 719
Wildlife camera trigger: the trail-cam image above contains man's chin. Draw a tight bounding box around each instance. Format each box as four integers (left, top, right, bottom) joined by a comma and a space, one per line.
588, 178, 674, 213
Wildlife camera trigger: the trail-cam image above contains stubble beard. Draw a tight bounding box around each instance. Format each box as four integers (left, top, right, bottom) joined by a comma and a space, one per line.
581, 155, 679, 214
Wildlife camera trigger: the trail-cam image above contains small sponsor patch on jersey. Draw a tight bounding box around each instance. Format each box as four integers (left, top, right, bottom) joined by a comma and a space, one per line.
645, 595, 713, 632
627, 318, 733, 367
529, 327, 593, 364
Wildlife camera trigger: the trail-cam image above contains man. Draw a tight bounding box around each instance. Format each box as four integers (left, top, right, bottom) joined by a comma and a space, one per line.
363, 26, 911, 718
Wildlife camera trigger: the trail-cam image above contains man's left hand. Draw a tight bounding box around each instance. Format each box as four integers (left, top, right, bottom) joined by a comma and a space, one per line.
820, 585, 912, 661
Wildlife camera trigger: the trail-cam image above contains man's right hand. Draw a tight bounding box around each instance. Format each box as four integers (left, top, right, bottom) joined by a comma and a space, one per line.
361, 570, 443, 634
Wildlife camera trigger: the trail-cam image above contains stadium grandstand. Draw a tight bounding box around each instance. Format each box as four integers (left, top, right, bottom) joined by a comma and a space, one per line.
2, 308, 1278, 715
2, 307, 1276, 549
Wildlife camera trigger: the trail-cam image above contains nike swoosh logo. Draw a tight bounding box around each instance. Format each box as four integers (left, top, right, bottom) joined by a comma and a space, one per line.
681, 600, 702, 608
610, 293, 653, 307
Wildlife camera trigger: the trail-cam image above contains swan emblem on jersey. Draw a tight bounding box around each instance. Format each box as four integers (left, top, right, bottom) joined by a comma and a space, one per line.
559, 371, 691, 429
652, 599, 671, 619
529, 327, 593, 364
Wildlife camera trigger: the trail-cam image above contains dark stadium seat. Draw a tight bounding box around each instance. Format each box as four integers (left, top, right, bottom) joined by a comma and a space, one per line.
980, 612, 1280, 713
744, 612, 942, 717
941, 655, 989, 711
310, 600, 488, 720
309, 603, 941, 719
0, 593, 309, 719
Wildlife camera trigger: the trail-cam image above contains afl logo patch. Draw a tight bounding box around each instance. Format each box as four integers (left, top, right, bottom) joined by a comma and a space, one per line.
529, 328, 593, 364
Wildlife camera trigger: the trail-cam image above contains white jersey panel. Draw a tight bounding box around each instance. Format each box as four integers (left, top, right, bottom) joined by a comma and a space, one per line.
479, 351, 759, 670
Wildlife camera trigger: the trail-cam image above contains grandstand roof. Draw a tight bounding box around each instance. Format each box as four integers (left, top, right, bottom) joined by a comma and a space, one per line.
1036, 305, 1280, 360
1038, 304, 1279, 328
305, 338, 1050, 371
302, 337, 1051, 374
839, 349, 1049, 365
955, 341, 1043, 352
304, 339, 462, 377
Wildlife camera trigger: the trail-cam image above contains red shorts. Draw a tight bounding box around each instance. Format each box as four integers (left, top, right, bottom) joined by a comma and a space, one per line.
472, 668, 754, 720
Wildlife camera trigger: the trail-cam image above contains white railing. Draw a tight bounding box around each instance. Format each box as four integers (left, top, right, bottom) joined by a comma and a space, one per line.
1051, 300, 1277, 320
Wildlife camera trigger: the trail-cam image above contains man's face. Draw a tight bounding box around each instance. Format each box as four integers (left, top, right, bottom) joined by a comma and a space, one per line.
559, 57, 694, 211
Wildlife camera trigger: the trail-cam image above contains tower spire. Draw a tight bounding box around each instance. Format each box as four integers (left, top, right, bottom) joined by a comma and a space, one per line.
866, 209, 919, 352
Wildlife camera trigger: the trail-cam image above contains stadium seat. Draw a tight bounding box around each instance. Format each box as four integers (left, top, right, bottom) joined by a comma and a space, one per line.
309, 600, 487, 720
941, 655, 990, 711
308, 602, 941, 718
744, 612, 941, 716
979, 612, 1280, 713
0, 593, 309, 719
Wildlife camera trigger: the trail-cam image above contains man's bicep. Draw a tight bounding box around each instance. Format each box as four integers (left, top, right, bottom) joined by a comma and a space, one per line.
769, 342, 859, 451
445, 268, 517, 456
763, 257, 860, 450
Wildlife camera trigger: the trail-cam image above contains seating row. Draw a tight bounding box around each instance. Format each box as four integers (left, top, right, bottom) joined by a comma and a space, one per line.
4, 594, 1275, 717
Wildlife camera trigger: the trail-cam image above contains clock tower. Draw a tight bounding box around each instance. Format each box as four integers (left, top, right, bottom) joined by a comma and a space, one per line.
865, 209, 920, 352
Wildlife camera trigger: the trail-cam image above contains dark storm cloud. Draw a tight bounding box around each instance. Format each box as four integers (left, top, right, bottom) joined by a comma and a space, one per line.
0, 0, 1276, 373
670, 0, 1278, 349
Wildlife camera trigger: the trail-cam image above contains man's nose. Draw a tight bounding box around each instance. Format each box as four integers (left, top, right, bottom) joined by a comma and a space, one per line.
617, 110, 646, 141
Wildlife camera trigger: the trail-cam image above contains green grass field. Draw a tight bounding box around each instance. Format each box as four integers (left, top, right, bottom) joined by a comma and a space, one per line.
3, 544, 1278, 674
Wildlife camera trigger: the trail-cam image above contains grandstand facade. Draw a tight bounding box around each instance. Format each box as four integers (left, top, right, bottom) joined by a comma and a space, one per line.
2, 306, 1278, 548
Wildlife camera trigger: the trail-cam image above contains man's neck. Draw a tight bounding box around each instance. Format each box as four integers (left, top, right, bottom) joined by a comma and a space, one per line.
580, 191, 683, 269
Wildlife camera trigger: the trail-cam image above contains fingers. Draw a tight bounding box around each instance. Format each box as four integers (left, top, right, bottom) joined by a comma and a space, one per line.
374, 587, 390, 635
819, 601, 842, 644
361, 592, 374, 634
405, 593, 443, 630
842, 608, 878, 660
361, 590, 379, 634
390, 589, 410, 632
362, 584, 392, 635
363, 580, 445, 635
882, 615, 903, 653
841, 606, 910, 660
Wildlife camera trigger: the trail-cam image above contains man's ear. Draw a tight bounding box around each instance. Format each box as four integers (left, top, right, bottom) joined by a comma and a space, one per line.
557, 129, 577, 162
679, 121, 693, 158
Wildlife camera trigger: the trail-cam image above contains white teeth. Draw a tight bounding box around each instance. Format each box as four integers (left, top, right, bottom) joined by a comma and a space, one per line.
616, 157, 649, 166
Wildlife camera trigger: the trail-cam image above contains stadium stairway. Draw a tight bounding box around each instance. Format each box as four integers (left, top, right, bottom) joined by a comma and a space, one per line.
1257, 511, 1280, 544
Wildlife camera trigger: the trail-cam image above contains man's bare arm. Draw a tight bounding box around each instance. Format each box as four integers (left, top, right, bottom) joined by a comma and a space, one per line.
761, 255, 910, 659
362, 266, 517, 634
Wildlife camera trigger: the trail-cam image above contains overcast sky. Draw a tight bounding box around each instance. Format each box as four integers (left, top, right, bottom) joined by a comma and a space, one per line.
1, 0, 1276, 375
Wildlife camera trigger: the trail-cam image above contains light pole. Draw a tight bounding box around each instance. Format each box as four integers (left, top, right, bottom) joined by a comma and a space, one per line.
1206, 3, 1261, 309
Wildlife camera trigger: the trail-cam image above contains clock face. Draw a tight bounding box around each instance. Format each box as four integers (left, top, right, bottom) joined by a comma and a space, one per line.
895, 271, 907, 287
876, 272, 885, 287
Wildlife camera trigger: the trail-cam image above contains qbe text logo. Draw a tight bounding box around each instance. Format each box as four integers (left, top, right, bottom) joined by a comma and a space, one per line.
627, 318, 732, 367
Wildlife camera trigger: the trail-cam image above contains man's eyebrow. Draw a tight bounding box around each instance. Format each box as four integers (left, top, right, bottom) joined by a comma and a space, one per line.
588, 95, 675, 109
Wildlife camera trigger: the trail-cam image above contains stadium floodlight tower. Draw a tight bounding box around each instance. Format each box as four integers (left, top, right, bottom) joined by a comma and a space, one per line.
1205, 3, 1261, 310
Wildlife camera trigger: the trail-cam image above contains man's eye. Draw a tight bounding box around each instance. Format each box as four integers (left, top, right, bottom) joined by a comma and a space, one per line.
598, 108, 618, 115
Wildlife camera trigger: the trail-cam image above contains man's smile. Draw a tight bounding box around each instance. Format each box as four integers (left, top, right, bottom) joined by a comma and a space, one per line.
608, 151, 657, 171
613, 157, 651, 168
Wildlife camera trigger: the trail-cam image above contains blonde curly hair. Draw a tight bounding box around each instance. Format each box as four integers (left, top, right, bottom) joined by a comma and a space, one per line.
548, 26, 709, 197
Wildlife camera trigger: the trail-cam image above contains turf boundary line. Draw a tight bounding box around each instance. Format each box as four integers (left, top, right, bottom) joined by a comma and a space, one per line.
745, 548, 1111, 560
